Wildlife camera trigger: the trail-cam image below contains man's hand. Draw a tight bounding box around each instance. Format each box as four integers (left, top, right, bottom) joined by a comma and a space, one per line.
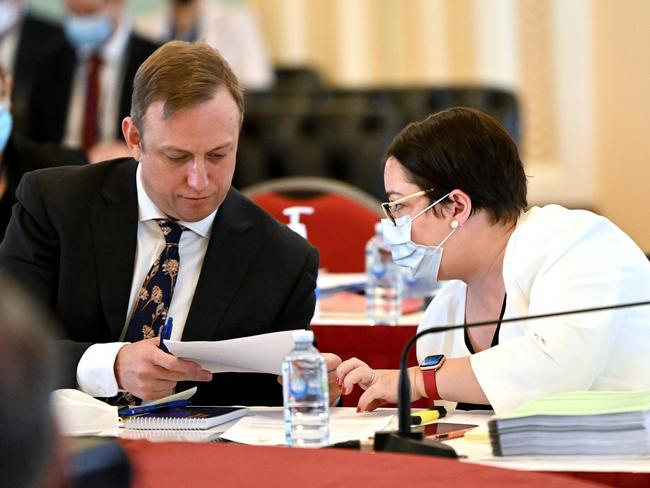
115, 338, 213, 400
87, 139, 131, 163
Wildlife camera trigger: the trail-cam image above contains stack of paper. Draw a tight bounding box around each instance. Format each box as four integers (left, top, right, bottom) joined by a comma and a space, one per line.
164, 330, 295, 375
488, 390, 650, 456
220, 409, 394, 446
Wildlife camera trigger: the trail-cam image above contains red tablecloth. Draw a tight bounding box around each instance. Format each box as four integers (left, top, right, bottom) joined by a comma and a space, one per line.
312, 324, 421, 407
119, 439, 610, 488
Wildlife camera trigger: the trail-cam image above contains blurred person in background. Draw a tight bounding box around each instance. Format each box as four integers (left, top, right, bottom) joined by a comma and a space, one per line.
0, 0, 67, 136
23, 0, 158, 162
135, 0, 274, 90
0, 63, 87, 240
0, 273, 64, 488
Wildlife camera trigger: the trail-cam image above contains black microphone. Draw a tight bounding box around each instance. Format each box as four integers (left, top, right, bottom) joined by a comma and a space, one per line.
373, 299, 650, 457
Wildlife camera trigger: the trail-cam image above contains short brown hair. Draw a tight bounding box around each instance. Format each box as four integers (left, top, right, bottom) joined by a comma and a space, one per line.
130, 40, 244, 136
386, 107, 527, 224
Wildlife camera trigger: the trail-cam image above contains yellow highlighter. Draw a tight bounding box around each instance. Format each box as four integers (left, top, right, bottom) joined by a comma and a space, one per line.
410, 406, 447, 425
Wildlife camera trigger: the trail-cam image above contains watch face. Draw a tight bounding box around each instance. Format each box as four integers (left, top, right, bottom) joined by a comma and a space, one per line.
420, 354, 445, 370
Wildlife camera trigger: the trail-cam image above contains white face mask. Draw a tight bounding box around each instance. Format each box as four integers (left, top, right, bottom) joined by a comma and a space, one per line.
381, 192, 457, 282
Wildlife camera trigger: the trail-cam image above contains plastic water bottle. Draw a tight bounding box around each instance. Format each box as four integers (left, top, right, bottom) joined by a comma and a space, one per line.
401, 271, 439, 300
282, 330, 330, 447
365, 222, 403, 325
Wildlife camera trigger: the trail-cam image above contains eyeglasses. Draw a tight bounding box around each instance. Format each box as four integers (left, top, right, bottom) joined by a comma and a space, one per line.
381, 188, 434, 224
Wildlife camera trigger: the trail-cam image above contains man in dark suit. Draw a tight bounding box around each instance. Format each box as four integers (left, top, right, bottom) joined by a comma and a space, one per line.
1, 62, 88, 240
23, 0, 158, 156
0, 3, 68, 137
0, 40, 339, 406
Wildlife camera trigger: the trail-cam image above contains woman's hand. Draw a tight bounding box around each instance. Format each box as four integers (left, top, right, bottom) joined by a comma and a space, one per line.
277, 352, 342, 406
322, 353, 343, 405
336, 358, 424, 412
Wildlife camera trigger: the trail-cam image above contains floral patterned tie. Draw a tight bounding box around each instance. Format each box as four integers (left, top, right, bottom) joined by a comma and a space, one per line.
125, 219, 185, 342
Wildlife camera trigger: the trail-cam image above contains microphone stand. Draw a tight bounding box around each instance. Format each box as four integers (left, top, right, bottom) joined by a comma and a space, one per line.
373, 299, 650, 457
373, 328, 460, 457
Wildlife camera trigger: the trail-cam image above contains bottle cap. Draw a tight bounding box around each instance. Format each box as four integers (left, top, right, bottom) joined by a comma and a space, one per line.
282, 206, 314, 240
293, 329, 314, 344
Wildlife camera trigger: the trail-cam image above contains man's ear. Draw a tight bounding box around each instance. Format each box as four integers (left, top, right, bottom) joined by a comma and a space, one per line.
122, 117, 142, 161
446, 189, 472, 225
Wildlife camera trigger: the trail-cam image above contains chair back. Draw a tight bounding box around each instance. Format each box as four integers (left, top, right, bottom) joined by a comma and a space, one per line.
238, 86, 520, 200
243, 177, 382, 272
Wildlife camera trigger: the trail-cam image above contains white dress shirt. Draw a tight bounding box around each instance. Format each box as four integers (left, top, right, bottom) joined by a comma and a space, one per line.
64, 16, 132, 148
0, 23, 19, 77
77, 163, 217, 397
416, 205, 650, 414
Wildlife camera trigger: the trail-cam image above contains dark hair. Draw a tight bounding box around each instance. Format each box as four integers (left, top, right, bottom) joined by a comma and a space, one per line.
385, 107, 527, 224
131, 40, 244, 139
0, 275, 59, 488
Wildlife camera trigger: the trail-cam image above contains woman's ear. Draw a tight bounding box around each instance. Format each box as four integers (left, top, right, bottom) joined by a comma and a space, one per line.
446, 189, 472, 225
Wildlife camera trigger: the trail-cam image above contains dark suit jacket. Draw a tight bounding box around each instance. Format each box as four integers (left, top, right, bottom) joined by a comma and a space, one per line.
0, 158, 319, 406
0, 135, 88, 240
24, 32, 158, 146
10, 13, 67, 137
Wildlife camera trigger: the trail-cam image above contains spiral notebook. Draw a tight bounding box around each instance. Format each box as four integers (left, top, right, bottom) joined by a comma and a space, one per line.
123, 406, 248, 430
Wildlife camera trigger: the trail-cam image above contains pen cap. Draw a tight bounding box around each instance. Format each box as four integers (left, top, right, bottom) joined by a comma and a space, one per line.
292, 329, 314, 345
282, 206, 314, 240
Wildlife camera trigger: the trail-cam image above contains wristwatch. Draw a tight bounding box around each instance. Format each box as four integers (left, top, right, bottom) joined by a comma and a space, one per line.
419, 354, 445, 404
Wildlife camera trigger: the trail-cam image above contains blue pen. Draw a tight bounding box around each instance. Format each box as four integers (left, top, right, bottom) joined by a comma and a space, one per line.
159, 316, 173, 353
118, 399, 190, 418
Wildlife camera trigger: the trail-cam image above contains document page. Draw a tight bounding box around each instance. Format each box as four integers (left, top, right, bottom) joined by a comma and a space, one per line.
220, 409, 395, 446
165, 330, 295, 375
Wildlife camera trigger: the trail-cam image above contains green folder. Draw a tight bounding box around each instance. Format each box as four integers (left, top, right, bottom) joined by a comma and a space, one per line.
498, 390, 650, 419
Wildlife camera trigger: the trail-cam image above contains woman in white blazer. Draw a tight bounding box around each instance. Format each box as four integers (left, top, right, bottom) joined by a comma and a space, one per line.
336, 107, 650, 414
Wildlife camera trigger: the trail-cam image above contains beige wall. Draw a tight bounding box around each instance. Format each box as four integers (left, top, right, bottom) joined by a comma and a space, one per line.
593, 0, 650, 251
251, 0, 650, 251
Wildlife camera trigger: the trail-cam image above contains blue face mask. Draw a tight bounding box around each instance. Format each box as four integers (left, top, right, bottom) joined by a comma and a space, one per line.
0, 106, 13, 153
381, 192, 457, 282
64, 12, 113, 53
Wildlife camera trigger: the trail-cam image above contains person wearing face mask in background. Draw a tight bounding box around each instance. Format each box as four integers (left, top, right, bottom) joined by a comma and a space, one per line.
0, 0, 68, 137
22, 0, 158, 162
134, 0, 274, 90
0, 63, 87, 240
336, 107, 650, 415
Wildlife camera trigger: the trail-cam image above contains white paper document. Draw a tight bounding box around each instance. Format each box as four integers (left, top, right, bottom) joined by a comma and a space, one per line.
165, 330, 296, 374
220, 409, 395, 446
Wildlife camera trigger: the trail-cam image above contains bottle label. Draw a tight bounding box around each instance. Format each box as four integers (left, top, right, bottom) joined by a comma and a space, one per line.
289, 377, 308, 399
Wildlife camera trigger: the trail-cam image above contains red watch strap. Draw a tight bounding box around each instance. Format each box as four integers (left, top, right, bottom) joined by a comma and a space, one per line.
423, 369, 441, 405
